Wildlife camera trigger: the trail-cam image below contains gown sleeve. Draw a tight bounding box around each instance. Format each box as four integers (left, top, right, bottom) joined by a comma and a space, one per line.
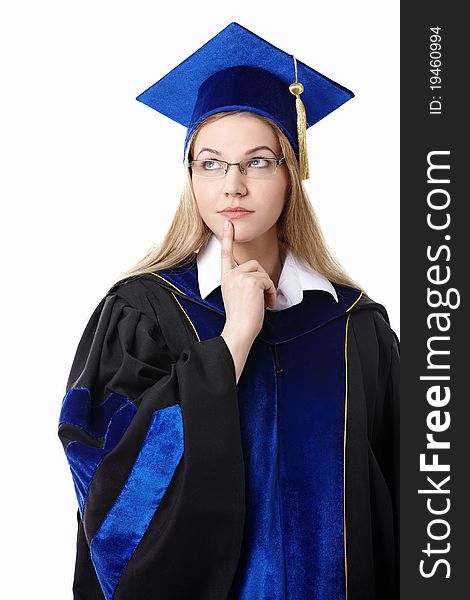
347, 304, 400, 600
58, 290, 245, 600
370, 309, 400, 591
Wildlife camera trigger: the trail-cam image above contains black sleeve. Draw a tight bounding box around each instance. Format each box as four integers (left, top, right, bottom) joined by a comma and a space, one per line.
58, 292, 245, 600
347, 305, 400, 600
369, 310, 400, 562
368, 310, 400, 598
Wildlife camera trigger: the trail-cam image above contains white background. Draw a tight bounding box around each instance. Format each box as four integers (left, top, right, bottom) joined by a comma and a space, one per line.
0, 1, 399, 597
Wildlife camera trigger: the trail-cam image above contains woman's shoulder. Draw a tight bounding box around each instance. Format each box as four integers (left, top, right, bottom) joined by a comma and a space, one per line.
330, 282, 392, 329
102, 264, 199, 335
107, 255, 197, 303
100, 273, 173, 326
348, 291, 399, 354
106, 273, 156, 300
354, 291, 390, 320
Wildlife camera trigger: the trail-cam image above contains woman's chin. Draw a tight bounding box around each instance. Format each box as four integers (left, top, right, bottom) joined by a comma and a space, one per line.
210, 221, 254, 243
209, 219, 273, 246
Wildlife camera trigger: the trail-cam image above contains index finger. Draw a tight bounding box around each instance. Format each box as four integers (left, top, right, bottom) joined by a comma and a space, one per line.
221, 219, 236, 277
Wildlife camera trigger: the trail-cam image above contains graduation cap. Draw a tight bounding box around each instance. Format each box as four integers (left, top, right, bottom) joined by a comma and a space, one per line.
136, 22, 354, 180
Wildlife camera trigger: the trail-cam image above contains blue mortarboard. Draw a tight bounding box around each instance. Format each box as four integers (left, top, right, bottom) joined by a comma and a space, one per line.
136, 22, 354, 180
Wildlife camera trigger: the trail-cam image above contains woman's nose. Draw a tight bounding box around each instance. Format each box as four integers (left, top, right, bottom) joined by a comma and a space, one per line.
223, 164, 248, 196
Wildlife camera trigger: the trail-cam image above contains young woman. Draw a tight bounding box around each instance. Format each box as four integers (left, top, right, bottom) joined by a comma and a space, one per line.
58, 23, 399, 600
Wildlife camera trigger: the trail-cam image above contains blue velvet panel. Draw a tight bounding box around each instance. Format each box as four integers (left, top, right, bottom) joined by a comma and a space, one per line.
276, 318, 347, 600
229, 339, 286, 598
90, 404, 184, 600
59, 387, 133, 440
60, 387, 137, 516
186, 65, 299, 153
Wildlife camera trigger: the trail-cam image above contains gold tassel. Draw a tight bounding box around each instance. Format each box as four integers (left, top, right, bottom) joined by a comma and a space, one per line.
289, 55, 309, 180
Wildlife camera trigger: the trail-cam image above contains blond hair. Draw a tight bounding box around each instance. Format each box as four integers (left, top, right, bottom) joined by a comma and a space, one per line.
114, 110, 365, 295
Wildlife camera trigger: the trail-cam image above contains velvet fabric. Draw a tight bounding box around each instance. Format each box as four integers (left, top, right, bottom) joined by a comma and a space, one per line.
59, 388, 134, 442
186, 65, 299, 153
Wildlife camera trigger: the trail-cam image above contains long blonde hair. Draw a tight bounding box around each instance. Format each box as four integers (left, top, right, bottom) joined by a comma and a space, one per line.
114, 110, 365, 294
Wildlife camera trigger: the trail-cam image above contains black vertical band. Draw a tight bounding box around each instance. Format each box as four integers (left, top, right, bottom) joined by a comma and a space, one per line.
401, 4, 468, 597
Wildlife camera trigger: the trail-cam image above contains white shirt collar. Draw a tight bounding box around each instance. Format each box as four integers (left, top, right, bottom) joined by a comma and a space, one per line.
196, 233, 338, 311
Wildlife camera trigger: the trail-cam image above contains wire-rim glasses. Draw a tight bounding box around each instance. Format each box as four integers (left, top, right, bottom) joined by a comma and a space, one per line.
188, 156, 286, 179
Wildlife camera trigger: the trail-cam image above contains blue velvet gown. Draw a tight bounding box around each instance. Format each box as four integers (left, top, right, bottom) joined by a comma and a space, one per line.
58, 254, 399, 600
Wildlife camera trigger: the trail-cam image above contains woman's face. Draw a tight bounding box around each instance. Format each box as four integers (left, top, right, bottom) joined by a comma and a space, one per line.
191, 112, 290, 244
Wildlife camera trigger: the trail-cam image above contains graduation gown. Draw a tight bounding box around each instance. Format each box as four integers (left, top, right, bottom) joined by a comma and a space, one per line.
58, 254, 399, 600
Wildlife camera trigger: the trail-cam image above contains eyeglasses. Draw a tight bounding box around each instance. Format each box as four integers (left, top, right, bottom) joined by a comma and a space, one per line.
188, 156, 286, 179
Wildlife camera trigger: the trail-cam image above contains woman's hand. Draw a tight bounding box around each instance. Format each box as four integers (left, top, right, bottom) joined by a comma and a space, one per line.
220, 219, 277, 383
220, 219, 277, 339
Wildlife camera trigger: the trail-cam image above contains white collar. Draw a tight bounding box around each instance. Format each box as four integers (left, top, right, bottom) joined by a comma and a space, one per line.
196, 234, 338, 310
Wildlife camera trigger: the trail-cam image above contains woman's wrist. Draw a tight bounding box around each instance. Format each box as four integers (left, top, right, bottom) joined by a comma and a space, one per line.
220, 325, 255, 384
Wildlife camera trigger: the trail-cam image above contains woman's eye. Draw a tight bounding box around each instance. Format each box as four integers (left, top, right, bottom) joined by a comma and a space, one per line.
248, 158, 270, 168
202, 160, 222, 170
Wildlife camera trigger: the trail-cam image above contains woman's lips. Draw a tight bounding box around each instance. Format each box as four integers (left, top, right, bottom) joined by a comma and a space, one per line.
218, 210, 254, 219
